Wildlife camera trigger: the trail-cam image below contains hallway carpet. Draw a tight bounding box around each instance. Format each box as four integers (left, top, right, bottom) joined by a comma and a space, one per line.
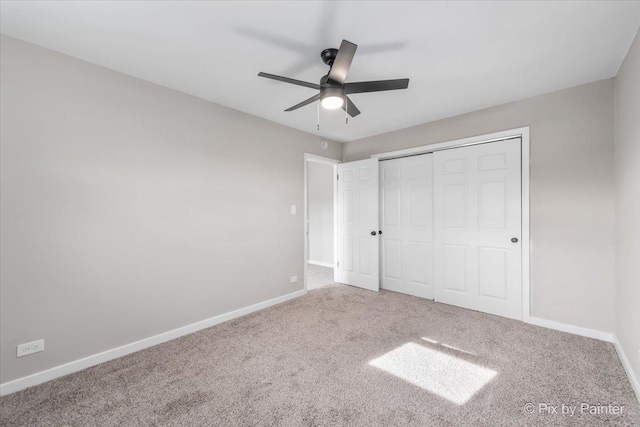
1, 277, 638, 426
306, 264, 336, 290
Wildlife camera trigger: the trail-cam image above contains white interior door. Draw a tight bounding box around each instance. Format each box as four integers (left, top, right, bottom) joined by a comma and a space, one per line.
380, 154, 434, 299
433, 138, 522, 320
337, 158, 380, 291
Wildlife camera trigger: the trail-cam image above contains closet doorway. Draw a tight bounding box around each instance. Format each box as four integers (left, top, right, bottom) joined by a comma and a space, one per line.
336, 128, 530, 321
378, 137, 523, 320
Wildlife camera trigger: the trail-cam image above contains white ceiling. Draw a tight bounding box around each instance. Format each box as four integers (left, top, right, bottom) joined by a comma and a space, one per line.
2, 1, 639, 142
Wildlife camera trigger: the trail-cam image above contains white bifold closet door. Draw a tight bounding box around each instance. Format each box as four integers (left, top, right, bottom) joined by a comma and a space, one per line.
380, 154, 434, 299
337, 158, 380, 292
433, 138, 522, 320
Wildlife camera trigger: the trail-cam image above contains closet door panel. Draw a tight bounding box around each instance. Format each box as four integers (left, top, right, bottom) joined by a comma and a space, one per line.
433, 139, 522, 320
380, 154, 434, 299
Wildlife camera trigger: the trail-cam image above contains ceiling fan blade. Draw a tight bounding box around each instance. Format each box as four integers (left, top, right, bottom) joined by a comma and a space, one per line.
258, 72, 320, 90
342, 96, 361, 117
285, 94, 321, 111
327, 40, 357, 85
344, 78, 409, 94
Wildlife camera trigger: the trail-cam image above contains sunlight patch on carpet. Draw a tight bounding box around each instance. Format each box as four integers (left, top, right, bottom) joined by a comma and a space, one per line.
369, 342, 496, 405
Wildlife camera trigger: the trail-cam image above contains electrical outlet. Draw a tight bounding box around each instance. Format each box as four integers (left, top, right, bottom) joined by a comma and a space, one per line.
291, 205, 297, 214
290, 275, 298, 283
17, 339, 44, 358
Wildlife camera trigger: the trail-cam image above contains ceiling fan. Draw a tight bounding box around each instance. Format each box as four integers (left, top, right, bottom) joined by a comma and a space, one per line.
258, 40, 409, 118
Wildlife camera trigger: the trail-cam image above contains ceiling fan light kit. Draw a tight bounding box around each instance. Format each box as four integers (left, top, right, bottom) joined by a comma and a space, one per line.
258, 39, 409, 124
320, 87, 345, 110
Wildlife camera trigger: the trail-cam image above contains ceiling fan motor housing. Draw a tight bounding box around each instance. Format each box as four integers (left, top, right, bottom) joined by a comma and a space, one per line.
320, 74, 342, 88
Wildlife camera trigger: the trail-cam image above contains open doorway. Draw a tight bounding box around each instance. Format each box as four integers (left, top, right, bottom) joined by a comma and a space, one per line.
304, 154, 339, 291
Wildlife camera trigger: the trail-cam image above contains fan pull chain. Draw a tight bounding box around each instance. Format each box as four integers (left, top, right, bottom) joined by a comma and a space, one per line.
317, 102, 320, 131
345, 96, 348, 125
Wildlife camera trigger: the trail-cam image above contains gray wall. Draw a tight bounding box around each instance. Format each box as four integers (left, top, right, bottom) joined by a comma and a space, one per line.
343, 79, 616, 333
614, 28, 640, 391
307, 162, 334, 265
0, 36, 341, 383
1, 32, 631, 387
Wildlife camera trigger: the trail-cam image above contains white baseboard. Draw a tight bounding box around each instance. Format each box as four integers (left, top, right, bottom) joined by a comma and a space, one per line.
0, 289, 307, 397
613, 335, 640, 403
524, 316, 614, 342
307, 260, 334, 268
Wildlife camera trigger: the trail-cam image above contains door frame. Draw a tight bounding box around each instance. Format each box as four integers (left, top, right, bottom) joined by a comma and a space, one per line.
304, 153, 341, 292
371, 126, 531, 321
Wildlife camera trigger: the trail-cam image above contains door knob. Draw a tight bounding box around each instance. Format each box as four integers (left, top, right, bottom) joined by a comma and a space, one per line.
371, 231, 377, 236
511, 237, 518, 243
379, 230, 383, 235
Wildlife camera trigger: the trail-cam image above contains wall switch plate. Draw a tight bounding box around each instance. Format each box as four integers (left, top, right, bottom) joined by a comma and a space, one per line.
290, 275, 298, 283
290, 205, 297, 214
17, 339, 44, 358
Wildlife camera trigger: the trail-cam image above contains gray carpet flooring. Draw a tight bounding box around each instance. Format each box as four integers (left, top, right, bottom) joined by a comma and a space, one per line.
306, 264, 337, 290
1, 266, 638, 426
